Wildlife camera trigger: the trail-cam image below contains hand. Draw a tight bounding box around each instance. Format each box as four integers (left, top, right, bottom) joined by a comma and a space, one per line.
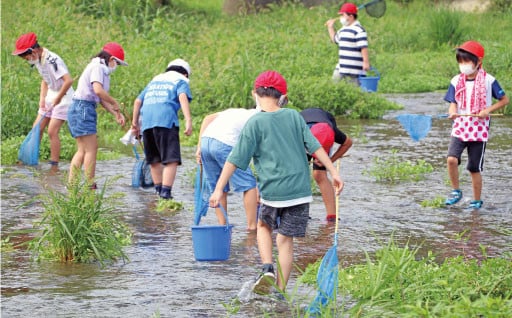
131, 123, 140, 137
448, 113, 458, 120
195, 148, 202, 164
325, 18, 337, 27
116, 112, 125, 126
52, 96, 63, 108
209, 189, 223, 208
332, 176, 344, 195
184, 119, 192, 136
477, 110, 489, 118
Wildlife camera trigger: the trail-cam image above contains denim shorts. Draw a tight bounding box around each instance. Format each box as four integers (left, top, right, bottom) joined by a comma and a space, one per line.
67, 99, 97, 138
201, 137, 256, 193
259, 203, 310, 237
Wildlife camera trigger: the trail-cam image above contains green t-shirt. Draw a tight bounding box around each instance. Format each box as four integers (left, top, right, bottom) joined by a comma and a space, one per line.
228, 108, 321, 202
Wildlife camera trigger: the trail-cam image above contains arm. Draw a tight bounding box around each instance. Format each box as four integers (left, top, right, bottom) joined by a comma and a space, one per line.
478, 95, 509, 118
179, 93, 192, 136
131, 98, 143, 137
51, 73, 73, 108
330, 136, 352, 162
448, 102, 458, 119
39, 80, 48, 110
196, 113, 219, 164
313, 147, 345, 195
325, 18, 338, 43
92, 81, 125, 126
209, 161, 237, 207
361, 47, 370, 71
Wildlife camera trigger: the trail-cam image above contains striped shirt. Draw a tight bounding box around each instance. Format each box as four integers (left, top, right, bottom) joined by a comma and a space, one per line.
334, 21, 368, 76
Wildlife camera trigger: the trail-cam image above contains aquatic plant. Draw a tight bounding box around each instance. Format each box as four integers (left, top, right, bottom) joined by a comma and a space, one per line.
155, 198, 184, 213
300, 238, 512, 317
363, 149, 434, 183
29, 178, 131, 266
420, 195, 445, 208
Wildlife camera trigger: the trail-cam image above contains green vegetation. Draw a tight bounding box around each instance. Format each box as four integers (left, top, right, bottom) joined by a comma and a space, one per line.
300, 238, 512, 317
28, 178, 132, 266
2, 0, 511, 165
421, 195, 446, 208
363, 149, 434, 183
155, 198, 184, 213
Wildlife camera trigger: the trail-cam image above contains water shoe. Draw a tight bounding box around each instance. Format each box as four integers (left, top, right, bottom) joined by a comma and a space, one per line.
445, 189, 462, 205
468, 200, 483, 209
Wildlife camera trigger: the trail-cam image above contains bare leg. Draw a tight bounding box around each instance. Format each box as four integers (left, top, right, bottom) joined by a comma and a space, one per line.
150, 162, 163, 185
215, 192, 228, 225
33, 115, 50, 142
276, 233, 293, 291
313, 169, 335, 217
470, 172, 482, 201
243, 187, 258, 230
257, 221, 273, 265
82, 134, 98, 182
162, 162, 178, 188
69, 136, 86, 183
447, 156, 460, 189
47, 118, 65, 163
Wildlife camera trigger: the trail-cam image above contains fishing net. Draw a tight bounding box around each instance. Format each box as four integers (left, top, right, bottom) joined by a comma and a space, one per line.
18, 122, 42, 166
365, 0, 386, 18
131, 146, 154, 188
396, 114, 432, 142
194, 165, 210, 225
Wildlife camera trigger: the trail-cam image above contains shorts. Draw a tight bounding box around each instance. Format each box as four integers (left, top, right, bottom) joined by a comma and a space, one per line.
67, 99, 97, 138
38, 88, 74, 121
332, 68, 360, 86
143, 126, 181, 165
259, 203, 309, 237
201, 137, 256, 193
307, 153, 330, 171
447, 137, 486, 172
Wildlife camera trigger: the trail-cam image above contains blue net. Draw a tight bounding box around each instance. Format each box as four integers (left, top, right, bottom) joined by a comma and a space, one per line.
194, 165, 210, 225
308, 242, 339, 315
18, 123, 41, 166
396, 114, 432, 142
131, 146, 153, 188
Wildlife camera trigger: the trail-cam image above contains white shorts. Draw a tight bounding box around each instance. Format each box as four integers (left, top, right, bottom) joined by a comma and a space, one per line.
38, 88, 74, 121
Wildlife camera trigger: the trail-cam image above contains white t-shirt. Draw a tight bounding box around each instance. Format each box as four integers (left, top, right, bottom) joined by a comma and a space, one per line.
202, 108, 259, 147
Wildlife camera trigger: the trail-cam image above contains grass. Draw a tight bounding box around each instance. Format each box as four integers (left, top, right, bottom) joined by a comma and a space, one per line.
28, 177, 132, 266
363, 149, 434, 183
299, 237, 512, 317
2, 0, 511, 164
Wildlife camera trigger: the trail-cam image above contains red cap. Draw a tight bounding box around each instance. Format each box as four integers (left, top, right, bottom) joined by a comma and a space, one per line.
12, 32, 37, 55
254, 70, 287, 95
310, 123, 335, 157
103, 42, 128, 65
457, 41, 484, 59
339, 2, 358, 14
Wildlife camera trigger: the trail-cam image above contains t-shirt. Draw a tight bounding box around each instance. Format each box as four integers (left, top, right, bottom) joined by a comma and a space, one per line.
34, 48, 73, 93
444, 73, 506, 142
137, 71, 192, 132
334, 21, 368, 76
227, 108, 321, 204
300, 108, 347, 145
73, 57, 111, 103
202, 108, 259, 147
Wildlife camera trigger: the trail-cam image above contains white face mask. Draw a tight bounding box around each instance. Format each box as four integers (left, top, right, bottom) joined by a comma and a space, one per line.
109, 64, 118, 74
459, 63, 476, 76
26, 52, 39, 65
339, 17, 349, 26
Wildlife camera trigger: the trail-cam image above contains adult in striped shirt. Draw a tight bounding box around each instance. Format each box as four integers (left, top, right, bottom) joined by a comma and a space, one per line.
325, 2, 370, 85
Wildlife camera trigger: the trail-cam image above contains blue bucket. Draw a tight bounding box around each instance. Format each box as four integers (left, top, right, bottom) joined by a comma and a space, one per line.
191, 205, 233, 261
359, 67, 380, 92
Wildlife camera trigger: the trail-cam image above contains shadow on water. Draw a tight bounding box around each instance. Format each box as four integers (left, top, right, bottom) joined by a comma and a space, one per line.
1, 93, 511, 317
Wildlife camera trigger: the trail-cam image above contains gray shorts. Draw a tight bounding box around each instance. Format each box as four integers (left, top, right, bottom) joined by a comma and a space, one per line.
447, 136, 486, 172
259, 203, 309, 237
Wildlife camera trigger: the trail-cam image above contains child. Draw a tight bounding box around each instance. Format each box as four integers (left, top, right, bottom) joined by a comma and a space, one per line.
300, 107, 352, 221
444, 41, 509, 209
12, 32, 74, 170
325, 2, 370, 84
196, 108, 259, 231
131, 59, 192, 200
209, 71, 344, 295
67, 42, 127, 186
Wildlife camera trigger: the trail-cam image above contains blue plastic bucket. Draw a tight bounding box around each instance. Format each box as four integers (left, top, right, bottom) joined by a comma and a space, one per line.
359, 67, 380, 92
191, 224, 234, 261
191, 204, 233, 261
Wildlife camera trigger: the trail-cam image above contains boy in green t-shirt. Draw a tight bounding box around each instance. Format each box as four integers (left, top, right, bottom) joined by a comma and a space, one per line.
209, 70, 344, 295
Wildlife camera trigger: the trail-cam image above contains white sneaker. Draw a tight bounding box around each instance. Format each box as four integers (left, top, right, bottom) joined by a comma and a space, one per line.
252, 271, 275, 295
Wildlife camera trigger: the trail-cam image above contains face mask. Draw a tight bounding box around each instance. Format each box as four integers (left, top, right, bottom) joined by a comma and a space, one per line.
459, 63, 476, 76
27, 53, 39, 65
339, 17, 349, 26
109, 64, 117, 74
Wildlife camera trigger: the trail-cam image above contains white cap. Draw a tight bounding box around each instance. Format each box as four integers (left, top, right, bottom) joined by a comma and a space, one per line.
167, 58, 191, 76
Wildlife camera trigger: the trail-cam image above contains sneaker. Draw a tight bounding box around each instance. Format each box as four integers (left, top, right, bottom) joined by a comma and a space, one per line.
445, 189, 462, 205
468, 200, 483, 209
253, 264, 275, 295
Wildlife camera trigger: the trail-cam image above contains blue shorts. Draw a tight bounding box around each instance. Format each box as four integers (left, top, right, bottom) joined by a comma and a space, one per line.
143, 126, 181, 165
447, 137, 486, 173
259, 203, 309, 237
201, 137, 256, 193
67, 99, 97, 138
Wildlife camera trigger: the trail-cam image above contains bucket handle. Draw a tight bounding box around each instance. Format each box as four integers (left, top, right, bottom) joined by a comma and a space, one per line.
368, 66, 380, 79
201, 204, 230, 229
